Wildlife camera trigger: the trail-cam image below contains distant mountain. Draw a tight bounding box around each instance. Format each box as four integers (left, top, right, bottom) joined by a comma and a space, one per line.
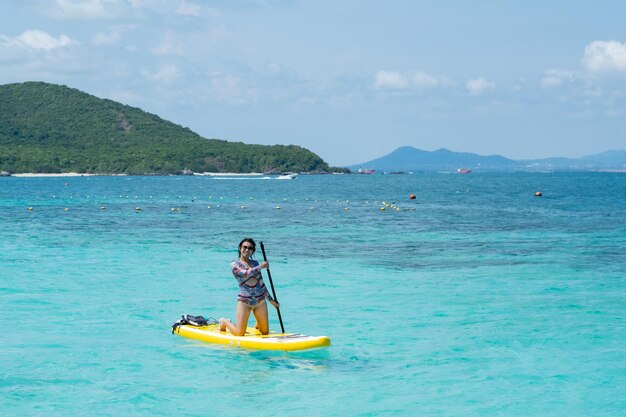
517, 149, 626, 171
348, 146, 626, 172
0, 82, 344, 175
348, 146, 518, 172
578, 150, 626, 166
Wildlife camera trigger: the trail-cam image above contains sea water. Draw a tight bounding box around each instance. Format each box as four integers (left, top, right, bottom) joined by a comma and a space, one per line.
1, 173, 625, 417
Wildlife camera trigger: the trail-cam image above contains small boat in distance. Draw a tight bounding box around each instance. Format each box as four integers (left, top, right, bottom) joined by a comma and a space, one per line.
277, 173, 297, 180
457, 168, 471, 174
357, 168, 376, 174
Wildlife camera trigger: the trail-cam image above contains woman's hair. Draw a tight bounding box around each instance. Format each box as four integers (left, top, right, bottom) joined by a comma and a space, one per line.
238, 238, 256, 257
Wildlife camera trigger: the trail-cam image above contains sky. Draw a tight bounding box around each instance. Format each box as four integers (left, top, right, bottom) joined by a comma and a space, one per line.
1, 1, 625, 166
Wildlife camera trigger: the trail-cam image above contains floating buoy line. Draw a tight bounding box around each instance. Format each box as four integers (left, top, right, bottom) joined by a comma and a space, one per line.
22, 198, 416, 214
28, 190, 565, 215
16, 185, 551, 218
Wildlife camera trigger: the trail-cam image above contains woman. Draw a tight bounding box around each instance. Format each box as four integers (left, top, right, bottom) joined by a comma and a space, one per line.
219, 238, 280, 336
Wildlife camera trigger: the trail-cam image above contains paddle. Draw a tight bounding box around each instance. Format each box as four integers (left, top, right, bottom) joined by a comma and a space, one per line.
259, 241, 285, 333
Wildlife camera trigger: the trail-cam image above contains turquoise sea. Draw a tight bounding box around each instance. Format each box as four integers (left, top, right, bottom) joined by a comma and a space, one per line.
1, 173, 625, 417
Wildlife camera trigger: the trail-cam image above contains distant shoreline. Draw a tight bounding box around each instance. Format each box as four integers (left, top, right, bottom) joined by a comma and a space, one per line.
8, 172, 270, 178
11, 173, 99, 177
3, 170, 625, 178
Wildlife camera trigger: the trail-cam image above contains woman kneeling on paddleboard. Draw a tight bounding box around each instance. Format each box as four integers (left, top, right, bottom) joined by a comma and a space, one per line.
219, 238, 280, 336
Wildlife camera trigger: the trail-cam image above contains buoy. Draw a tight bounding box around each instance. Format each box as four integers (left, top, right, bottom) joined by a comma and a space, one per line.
64, 208, 69, 212
275, 206, 281, 209
535, 191, 542, 197
135, 207, 141, 211
100, 206, 106, 210
241, 205, 246, 209
409, 194, 416, 200
28, 207, 33, 211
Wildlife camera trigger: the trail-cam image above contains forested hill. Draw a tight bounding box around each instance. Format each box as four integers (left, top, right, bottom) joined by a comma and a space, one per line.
0, 82, 338, 174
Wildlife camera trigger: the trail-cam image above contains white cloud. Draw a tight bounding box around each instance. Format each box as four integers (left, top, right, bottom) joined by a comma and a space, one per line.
8, 30, 76, 51
466, 77, 495, 95
375, 70, 453, 91
374, 71, 410, 90
45, 0, 125, 19
152, 31, 184, 55
177, 0, 202, 16
92, 31, 120, 46
541, 69, 576, 88
92, 26, 133, 46
413, 71, 440, 88
141, 64, 182, 84
210, 73, 257, 104
128, 0, 167, 8
583, 40, 626, 74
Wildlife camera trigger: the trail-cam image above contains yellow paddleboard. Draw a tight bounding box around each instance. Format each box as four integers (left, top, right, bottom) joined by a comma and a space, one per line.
173, 323, 331, 351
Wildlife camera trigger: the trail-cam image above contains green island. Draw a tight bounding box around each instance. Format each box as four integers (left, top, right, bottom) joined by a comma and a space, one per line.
0, 82, 347, 175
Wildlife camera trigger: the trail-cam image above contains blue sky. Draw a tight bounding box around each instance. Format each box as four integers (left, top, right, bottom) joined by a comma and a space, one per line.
1, 0, 625, 166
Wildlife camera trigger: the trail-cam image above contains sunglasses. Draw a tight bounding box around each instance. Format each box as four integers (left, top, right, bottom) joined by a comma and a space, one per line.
241, 245, 255, 251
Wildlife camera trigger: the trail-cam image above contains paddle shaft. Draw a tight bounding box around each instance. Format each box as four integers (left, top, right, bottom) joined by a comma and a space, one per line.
259, 241, 285, 333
